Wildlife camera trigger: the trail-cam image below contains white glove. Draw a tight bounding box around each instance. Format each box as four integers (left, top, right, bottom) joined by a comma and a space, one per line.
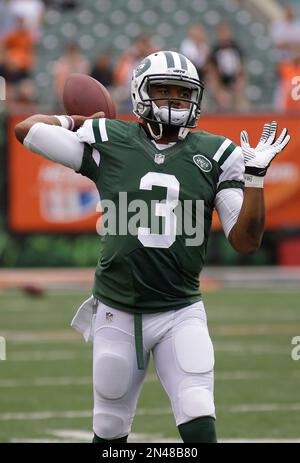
240, 121, 291, 187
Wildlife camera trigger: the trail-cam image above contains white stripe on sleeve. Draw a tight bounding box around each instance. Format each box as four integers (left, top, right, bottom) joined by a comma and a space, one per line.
99, 118, 108, 142
212, 138, 232, 162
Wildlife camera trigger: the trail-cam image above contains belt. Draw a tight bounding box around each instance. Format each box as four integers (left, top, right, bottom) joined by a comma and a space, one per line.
134, 313, 144, 370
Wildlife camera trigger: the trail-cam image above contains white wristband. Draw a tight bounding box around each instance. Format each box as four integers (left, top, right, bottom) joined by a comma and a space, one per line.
244, 173, 264, 188
54, 115, 75, 131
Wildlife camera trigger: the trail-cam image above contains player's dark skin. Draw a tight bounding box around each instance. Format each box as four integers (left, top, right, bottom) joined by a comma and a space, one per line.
14, 111, 105, 138
15, 84, 264, 255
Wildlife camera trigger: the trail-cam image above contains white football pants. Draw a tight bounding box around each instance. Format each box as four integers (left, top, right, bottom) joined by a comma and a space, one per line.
93, 301, 215, 440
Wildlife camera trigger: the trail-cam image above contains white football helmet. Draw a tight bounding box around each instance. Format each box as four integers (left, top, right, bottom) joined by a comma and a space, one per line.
131, 51, 204, 139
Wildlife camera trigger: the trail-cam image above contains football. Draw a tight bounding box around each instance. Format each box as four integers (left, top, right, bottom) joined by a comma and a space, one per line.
63, 73, 116, 118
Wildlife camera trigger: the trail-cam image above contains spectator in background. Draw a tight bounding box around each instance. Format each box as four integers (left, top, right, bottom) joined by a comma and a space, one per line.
270, 5, 300, 62
0, 0, 16, 39
53, 42, 90, 107
0, 26, 36, 112
0, 47, 29, 103
208, 22, 248, 111
2, 17, 34, 79
113, 34, 158, 111
91, 51, 114, 89
180, 25, 210, 82
9, 0, 45, 42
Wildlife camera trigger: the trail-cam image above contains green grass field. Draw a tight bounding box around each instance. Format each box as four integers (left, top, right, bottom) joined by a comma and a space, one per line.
0, 288, 300, 442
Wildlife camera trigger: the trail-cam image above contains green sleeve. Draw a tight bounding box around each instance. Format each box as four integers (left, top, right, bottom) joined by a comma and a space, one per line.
77, 143, 100, 183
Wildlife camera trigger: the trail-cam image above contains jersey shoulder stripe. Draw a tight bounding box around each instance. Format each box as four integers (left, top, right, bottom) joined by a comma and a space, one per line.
96, 119, 139, 145
189, 130, 236, 163
213, 138, 237, 166
92, 118, 108, 143
77, 118, 139, 146
212, 138, 232, 162
217, 143, 238, 167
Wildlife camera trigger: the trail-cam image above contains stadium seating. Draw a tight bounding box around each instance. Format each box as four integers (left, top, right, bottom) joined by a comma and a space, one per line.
35, 0, 277, 110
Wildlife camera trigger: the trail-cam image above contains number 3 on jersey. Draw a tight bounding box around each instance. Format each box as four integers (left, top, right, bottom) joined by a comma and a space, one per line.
138, 172, 179, 248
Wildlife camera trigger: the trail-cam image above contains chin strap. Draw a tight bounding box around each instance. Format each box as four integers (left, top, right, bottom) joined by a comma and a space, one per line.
146, 122, 191, 141
178, 127, 190, 140
146, 122, 163, 140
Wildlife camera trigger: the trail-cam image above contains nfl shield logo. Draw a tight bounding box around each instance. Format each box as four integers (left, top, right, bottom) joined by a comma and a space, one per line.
106, 312, 114, 322
154, 153, 165, 165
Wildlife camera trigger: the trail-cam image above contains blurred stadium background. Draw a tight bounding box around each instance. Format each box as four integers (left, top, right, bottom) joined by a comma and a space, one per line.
0, 0, 300, 443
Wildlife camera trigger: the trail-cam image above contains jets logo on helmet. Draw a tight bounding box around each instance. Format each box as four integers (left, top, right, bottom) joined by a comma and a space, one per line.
135, 58, 151, 78
131, 51, 205, 140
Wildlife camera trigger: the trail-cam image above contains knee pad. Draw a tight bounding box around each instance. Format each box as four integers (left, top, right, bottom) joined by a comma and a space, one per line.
174, 322, 214, 373
179, 385, 215, 421
94, 409, 129, 440
94, 341, 133, 399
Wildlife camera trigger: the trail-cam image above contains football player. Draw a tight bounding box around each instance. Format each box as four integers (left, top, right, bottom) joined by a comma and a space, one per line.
15, 51, 290, 443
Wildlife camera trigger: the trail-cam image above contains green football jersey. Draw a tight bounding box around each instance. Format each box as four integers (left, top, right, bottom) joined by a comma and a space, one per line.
76, 119, 244, 313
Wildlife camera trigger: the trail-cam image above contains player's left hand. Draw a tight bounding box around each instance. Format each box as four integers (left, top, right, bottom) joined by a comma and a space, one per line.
240, 121, 291, 187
